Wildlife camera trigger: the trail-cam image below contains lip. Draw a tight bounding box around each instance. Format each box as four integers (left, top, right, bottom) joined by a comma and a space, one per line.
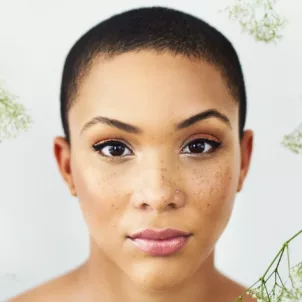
127, 228, 192, 256
128, 228, 192, 240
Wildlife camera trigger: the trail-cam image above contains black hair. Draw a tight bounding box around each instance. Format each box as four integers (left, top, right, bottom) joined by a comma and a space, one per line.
60, 6, 247, 144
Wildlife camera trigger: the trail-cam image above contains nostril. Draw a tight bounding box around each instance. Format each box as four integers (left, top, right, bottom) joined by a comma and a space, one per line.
142, 203, 149, 209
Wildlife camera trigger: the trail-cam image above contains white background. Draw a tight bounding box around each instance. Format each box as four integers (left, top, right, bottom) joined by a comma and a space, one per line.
0, 0, 302, 300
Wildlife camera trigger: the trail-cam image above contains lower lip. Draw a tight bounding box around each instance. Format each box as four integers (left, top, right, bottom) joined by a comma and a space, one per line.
128, 235, 191, 256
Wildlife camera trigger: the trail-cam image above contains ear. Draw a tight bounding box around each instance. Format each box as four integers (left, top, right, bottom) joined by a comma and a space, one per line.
237, 130, 254, 192
53, 136, 77, 197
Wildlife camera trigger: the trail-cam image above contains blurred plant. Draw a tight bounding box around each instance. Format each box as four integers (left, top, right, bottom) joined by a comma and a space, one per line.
234, 229, 302, 301
222, 0, 302, 300
0, 81, 33, 142
281, 122, 302, 154
221, 0, 287, 44
221, 0, 302, 155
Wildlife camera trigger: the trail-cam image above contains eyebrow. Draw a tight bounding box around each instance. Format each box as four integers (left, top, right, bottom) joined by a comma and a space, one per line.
80, 109, 232, 135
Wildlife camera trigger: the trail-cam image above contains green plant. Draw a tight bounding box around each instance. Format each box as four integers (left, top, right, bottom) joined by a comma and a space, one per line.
234, 229, 302, 301
0, 81, 33, 142
221, 1, 302, 300
282, 122, 302, 154
221, 0, 287, 43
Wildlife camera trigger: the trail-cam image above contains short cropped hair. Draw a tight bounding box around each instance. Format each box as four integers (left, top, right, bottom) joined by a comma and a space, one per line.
60, 6, 247, 144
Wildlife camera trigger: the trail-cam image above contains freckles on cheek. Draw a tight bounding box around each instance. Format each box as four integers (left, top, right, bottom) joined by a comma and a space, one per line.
191, 163, 236, 213
212, 168, 235, 207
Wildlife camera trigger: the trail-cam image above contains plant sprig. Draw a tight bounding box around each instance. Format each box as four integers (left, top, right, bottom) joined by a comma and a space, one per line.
282, 122, 302, 154
221, 0, 287, 44
234, 229, 302, 301
0, 82, 33, 142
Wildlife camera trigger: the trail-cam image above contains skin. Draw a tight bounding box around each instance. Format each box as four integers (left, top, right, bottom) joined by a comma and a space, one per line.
10, 51, 256, 302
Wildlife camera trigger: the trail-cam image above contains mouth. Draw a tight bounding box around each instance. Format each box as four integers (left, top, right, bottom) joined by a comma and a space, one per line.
127, 228, 192, 256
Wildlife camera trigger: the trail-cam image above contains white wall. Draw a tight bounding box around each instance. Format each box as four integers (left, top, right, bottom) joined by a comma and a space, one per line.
1, 0, 302, 300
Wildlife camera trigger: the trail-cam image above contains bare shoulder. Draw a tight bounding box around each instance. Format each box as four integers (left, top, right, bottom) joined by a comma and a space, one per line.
216, 271, 257, 302
8, 276, 70, 302
7, 267, 84, 302
230, 283, 257, 302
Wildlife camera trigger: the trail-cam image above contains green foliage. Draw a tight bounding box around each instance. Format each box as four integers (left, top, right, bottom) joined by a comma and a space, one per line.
282, 123, 302, 154
222, 1, 302, 300
234, 230, 302, 301
221, 0, 302, 154
221, 0, 287, 44
0, 83, 33, 142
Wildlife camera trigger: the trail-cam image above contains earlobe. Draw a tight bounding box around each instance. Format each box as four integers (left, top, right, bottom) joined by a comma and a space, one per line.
237, 172, 244, 192
237, 182, 242, 193
70, 187, 77, 197
53, 136, 77, 197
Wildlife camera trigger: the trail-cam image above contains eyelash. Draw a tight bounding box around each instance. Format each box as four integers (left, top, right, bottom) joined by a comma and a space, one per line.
92, 137, 222, 160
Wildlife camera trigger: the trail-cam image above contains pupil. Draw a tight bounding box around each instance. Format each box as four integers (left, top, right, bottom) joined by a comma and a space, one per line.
189, 141, 205, 153
109, 143, 125, 156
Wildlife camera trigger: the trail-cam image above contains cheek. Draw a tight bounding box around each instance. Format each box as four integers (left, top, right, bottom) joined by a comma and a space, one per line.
183, 158, 239, 247
187, 158, 239, 218
71, 163, 124, 233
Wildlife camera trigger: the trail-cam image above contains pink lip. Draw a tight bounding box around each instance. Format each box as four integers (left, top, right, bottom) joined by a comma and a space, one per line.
127, 228, 192, 256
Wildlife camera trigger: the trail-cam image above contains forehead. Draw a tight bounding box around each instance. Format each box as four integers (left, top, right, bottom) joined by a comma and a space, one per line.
69, 50, 238, 137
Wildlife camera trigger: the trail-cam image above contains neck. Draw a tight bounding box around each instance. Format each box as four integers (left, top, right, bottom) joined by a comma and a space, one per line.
78, 237, 224, 302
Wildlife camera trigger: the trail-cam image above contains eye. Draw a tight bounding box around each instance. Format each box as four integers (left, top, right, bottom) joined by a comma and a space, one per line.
92, 140, 133, 158
181, 138, 222, 155
92, 138, 222, 159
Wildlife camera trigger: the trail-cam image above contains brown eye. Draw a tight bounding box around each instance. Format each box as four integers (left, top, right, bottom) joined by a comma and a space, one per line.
93, 140, 133, 157
181, 139, 222, 155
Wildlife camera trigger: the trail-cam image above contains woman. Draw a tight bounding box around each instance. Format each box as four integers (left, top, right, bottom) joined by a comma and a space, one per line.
10, 6, 255, 302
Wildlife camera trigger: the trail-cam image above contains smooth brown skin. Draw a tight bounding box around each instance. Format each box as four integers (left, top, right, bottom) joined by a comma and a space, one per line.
10, 51, 256, 302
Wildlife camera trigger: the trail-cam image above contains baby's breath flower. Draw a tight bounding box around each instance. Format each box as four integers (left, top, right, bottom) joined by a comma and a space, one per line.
282, 122, 302, 154
289, 262, 302, 298
221, 0, 287, 44
233, 230, 302, 301
0, 83, 33, 142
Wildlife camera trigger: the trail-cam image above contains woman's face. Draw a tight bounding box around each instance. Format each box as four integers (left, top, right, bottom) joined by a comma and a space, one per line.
54, 51, 253, 290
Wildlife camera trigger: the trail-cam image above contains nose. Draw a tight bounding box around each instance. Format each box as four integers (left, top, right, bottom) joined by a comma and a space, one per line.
131, 165, 186, 212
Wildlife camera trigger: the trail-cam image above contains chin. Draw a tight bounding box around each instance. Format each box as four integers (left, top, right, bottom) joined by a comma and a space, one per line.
127, 257, 195, 291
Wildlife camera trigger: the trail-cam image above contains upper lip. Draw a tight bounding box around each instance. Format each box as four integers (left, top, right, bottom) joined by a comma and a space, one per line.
128, 228, 192, 240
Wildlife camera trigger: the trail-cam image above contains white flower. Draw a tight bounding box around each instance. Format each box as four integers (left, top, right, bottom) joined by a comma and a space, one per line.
282, 122, 302, 154
0, 83, 33, 142
221, 0, 287, 43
